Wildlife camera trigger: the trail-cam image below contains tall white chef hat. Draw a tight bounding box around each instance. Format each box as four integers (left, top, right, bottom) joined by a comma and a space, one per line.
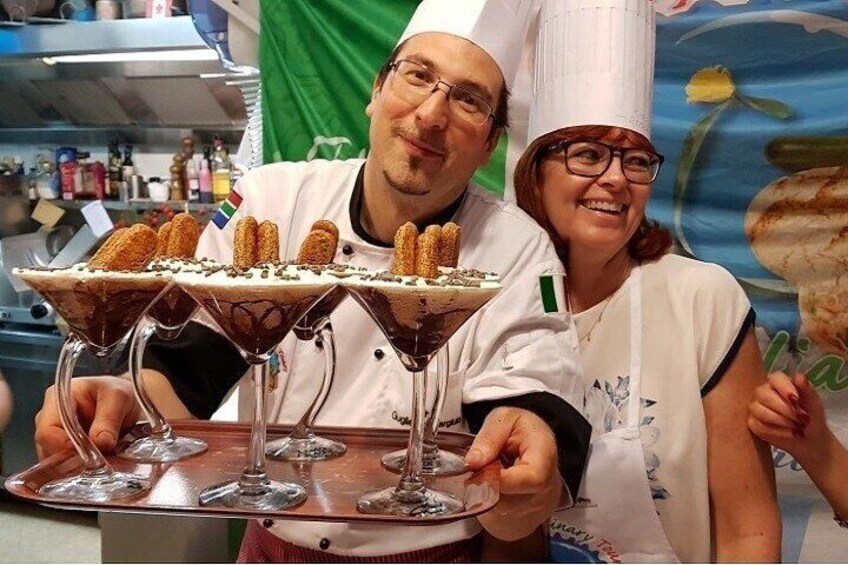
528, 0, 656, 142
397, 0, 538, 87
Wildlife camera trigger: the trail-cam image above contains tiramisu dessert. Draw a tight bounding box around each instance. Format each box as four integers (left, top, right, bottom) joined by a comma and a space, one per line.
346, 222, 501, 372
12, 223, 168, 502
266, 221, 352, 462
144, 212, 207, 337
174, 216, 337, 511
117, 213, 210, 463
292, 220, 349, 339
348, 221, 501, 518
15, 224, 171, 354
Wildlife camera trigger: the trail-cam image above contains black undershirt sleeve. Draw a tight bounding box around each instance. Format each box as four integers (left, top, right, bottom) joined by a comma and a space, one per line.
463, 391, 592, 501
141, 322, 249, 419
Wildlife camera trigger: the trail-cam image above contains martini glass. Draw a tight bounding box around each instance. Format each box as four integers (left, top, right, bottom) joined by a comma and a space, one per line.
14, 266, 171, 502
176, 267, 334, 510
380, 343, 467, 476
346, 275, 499, 517
117, 269, 208, 462
266, 285, 347, 462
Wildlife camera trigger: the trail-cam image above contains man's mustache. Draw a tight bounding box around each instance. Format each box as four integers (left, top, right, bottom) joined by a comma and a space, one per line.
392, 125, 447, 156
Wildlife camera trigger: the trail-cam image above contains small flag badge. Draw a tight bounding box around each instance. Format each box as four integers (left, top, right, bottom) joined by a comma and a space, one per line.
539, 274, 569, 314
211, 191, 243, 229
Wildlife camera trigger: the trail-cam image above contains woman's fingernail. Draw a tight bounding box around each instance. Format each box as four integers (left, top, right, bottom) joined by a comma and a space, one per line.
797, 413, 810, 427
788, 394, 800, 408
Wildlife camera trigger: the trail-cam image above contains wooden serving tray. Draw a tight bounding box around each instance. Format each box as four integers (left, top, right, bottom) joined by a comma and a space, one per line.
4, 421, 500, 525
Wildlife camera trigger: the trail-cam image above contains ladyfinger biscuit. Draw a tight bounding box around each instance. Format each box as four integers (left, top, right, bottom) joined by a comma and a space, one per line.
416, 232, 440, 279
154, 222, 172, 258
258, 220, 280, 264
89, 228, 128, 268
297, 230, 336, 265
91, 224, 157, 272
438, 222, 461, 268
166, 213, 201, 259
392, 222, 418, 276
233, 217, 259, 269
311, 220, 339, 244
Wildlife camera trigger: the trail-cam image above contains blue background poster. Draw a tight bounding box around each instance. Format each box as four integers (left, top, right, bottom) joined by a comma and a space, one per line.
651, 1, 848, 560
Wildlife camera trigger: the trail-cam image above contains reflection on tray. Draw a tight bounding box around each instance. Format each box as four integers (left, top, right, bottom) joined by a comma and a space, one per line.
5, 421, 500, 525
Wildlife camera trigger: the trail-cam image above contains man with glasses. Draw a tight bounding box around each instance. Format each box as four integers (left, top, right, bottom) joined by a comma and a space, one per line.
34, 0, 590, 560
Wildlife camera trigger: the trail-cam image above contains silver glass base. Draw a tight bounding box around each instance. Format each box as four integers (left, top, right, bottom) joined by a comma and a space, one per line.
38, 471, 150, 502
117, 435, 208, 463
198, 479, 307, 511
381, 447, 468, 477
356, 486, 464, 518
265, 434, 346, 462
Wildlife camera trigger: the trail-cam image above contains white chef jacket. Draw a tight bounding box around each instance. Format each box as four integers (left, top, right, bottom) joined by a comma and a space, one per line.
191, 158, 583, 556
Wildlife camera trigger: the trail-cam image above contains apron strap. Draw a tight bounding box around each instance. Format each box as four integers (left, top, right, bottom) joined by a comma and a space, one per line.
626, 266, 642, 429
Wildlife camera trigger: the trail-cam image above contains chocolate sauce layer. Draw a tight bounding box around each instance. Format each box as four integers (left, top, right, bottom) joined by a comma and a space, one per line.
148, 287, 199, 329
18, 269, 169, 350
347, 284, 497, 367
295, 286, 348, 335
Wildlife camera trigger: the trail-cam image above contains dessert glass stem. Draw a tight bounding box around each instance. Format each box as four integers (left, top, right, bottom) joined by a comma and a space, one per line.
291, 318, 336, 439
423, 344, 449, 458
129, 318, 173, 438
396, 370, 427, 501
241, 361, 271, 494
56, 334, 111, 475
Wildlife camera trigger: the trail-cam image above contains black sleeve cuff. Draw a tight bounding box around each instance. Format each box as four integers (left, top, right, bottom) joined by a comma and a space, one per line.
142, 321, 249, 419
701, 307, 756, 398
463, 391, 592, 501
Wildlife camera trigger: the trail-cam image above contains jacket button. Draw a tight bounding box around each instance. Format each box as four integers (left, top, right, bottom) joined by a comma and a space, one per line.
319, 538, 331, 550
374, 348, 385, 360
342, 244, 354, 256
262, 518, 274, 528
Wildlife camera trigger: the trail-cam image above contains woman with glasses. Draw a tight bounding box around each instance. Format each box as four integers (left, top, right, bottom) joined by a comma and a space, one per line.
508, 0, 781, 561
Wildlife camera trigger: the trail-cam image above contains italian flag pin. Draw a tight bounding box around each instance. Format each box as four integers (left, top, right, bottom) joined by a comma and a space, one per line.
539, 274, 569, 314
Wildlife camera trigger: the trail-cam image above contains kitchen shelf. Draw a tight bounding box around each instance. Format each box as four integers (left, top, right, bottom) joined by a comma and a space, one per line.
0, 16, 208, 60
34, 199, 220, 212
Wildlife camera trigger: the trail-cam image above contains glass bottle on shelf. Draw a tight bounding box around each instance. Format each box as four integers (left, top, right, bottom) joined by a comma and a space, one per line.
199, 151, 213, 204
186, 158, 200, 203
211, 135, 231, 203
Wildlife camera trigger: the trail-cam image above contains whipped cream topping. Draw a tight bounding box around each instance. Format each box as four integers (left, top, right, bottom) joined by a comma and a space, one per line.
172, 261, 361, 288
344, 267, 501, 291
14, 262, 172, 282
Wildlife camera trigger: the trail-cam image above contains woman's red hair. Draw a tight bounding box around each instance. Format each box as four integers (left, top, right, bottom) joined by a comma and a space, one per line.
514, 125, 672, 264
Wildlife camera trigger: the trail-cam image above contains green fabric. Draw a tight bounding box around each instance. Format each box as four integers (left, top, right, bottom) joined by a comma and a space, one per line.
259, 0, 506, 195
539, 275, 558, 314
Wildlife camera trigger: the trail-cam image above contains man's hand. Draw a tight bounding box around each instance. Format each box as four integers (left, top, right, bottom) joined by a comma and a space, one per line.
35, 376, 141, 460
466, 406, 562, 541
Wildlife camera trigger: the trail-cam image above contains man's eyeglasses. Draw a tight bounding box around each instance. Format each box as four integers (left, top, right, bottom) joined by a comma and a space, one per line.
547, 140, 664, 184
388, 59, 495, 127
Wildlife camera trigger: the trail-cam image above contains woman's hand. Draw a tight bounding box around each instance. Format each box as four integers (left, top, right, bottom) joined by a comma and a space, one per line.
747, 371, 830, 463
748, 370, 848, 522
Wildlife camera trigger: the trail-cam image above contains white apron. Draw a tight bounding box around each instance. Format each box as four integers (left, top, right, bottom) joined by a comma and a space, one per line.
549, 267, 679, 563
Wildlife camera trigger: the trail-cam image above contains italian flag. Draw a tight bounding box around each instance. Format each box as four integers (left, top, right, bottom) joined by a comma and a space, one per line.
212, 190, 243, 229
539, 274, 568, 314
